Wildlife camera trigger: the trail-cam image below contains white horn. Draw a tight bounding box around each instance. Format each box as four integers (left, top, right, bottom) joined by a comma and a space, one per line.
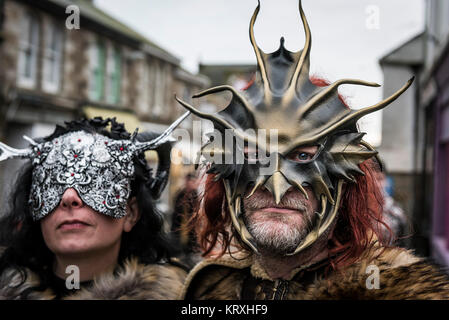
134, 111, 190, 153
0, 141, 33, 161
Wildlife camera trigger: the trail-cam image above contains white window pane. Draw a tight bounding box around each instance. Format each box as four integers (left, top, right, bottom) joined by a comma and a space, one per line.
89, 45, 98, 96
17, 12, 39, 88
105, 47, 120, 104
42, 20, 63, 93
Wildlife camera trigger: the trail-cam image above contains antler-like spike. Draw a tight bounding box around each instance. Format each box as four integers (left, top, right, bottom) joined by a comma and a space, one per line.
293, 0, 311, 83
286, 179, 343, 256
288, 178, 309, 200
287, 195, 327, 256
0, 141, 33, 162
297, 79, 380, 118
281, 0, 312, 104
175, 95, 258, 146
360, 140, 383, 171
249, 0, 271, 98
192, 85, 254, 113
247, 175, 268, 198
176, 95, 234, 129
130, 128, 139, 141
313, 175, 335, 205
345, 77, 415, 121
310, 77, 414, 141
284, 77, 414, 151
223, 180, 259, 252
317, 180, 343, 234
23, 135, 38, 146
134, 111, 190, 153
263, 171, 292, 204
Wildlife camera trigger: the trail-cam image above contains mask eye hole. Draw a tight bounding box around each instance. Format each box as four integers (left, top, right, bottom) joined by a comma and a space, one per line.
244, 146, 258, 163
287, 145, 319, 163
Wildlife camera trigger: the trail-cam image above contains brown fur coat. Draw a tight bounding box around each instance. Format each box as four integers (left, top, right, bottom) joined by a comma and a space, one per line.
181, 247, 449, 300
0, 258, 186, 300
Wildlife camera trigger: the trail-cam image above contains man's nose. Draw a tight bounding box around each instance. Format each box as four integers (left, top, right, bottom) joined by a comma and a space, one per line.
60, 188, 84, 209
263, 171, 292, 205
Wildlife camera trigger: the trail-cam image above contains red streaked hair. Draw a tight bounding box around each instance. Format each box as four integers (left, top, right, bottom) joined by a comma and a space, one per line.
191, 159, 390, 271
242, 75, 350, 106
310, 75, 350, 107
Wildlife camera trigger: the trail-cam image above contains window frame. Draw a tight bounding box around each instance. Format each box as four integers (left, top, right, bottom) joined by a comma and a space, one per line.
88, 40, 106, 101
42, 18, 64, 93
17, 11, 40, 89
105, 46, 121, 105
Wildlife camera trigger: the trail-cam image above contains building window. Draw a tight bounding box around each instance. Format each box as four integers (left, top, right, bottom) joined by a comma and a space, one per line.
89, 41, 106, 101
17, 12, 40, 89
42, 19, 64, 93
105, 47, 121, 104
179, 87, 192, 129
138, 62, 151, 114
153, 63, 165, 116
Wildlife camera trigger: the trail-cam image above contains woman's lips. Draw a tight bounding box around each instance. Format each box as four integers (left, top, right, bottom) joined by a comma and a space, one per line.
58, 221, 90, 230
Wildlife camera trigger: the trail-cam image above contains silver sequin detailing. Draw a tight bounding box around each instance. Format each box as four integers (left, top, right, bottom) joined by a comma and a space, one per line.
29, 131, 137, 220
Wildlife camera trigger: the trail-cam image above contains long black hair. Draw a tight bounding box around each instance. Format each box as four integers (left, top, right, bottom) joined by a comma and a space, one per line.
0, 117, 177, 292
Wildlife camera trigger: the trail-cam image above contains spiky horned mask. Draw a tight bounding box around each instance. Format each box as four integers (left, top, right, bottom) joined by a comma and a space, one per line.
0, 113, 189, 221
176, 1, 413, 255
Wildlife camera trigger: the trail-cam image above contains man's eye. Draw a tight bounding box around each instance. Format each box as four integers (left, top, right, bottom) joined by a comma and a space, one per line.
296, 152, 313, 161
298, 152, 311, 160
287, 147, 318, 163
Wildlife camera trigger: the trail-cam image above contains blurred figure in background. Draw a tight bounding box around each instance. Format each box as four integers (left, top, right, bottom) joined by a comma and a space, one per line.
373, 160, 408, 246
171, 172, 200, 267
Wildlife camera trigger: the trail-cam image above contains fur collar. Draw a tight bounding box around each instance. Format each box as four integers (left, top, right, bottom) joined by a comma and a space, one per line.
180, 246, 422, 299
0, 258, 187, 300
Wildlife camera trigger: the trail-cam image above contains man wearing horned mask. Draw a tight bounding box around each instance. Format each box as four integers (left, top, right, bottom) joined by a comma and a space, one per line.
177, 1, 449, 300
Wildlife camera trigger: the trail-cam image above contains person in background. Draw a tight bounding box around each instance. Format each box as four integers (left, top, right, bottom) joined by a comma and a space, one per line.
372, 160, 408, 246
171, 172, 200, 267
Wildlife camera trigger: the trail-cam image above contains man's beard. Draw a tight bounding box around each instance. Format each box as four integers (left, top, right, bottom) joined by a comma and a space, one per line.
242, 188, 316, 255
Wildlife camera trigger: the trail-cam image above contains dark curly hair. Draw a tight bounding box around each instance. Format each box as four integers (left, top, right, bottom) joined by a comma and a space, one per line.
0, 117, 177, 296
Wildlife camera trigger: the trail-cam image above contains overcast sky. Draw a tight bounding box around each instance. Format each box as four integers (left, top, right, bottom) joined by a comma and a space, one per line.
95, 0, 425, 145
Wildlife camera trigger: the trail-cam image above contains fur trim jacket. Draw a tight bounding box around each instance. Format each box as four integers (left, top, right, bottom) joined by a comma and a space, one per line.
180, 247, 449, 300
0, 258, 187, 300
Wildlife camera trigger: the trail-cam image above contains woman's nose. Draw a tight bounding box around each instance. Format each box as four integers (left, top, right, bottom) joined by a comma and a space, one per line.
60, 188, 84, 209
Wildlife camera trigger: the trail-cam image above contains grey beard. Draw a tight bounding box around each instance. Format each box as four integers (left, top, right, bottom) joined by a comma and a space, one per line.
246, 218, 311, 254
242, 190, 315, 255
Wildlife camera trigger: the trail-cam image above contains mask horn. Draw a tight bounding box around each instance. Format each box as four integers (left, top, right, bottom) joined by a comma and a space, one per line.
192, 85, 254, 114
136, 130, 174, 199
0, 136, 34, 161
175, 95, 259, 146
289, 0, 312, 91
288, 77, 415, 148
133, 111, 190, 154
249, 0, 271, 98
313, 77, 414, 140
